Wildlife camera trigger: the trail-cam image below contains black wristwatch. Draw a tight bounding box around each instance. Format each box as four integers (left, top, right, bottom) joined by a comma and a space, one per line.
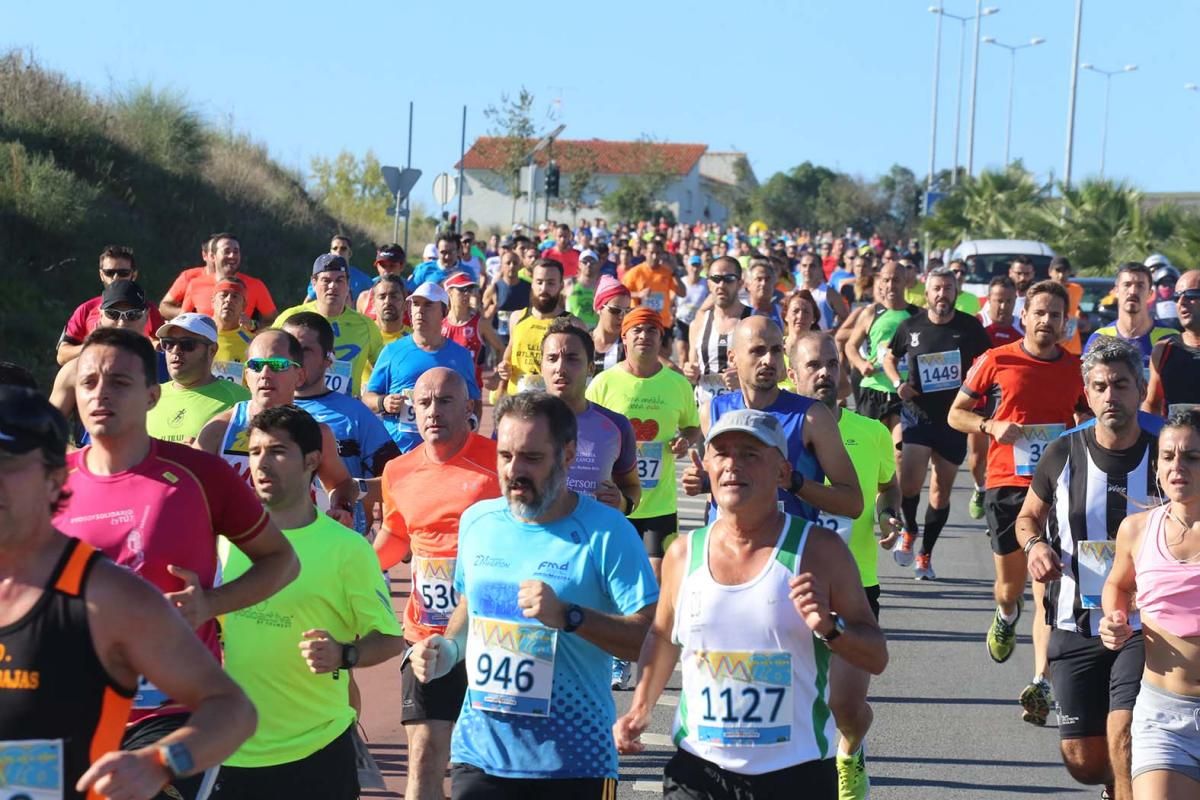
563, 604, 585, 633
340, 643, 360, 669
157, 742, 194, 779
816, 612, 845, 644
788, 471, 806, 496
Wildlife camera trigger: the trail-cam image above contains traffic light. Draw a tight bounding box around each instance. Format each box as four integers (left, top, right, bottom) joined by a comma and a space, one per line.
544, 162, 560, 198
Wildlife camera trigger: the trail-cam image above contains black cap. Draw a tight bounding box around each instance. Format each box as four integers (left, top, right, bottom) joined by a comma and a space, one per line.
312, 253, 349, 275
0, 386, 69, 466
375, 245, 405, 263
100, 279, 148, 310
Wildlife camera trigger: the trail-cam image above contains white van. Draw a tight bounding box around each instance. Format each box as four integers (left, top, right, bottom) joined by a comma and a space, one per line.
950, 239, 1057, 298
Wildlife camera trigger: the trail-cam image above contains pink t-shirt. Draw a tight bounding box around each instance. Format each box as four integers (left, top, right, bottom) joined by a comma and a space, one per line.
56, 439, 269, 721
61, 296, 166, 344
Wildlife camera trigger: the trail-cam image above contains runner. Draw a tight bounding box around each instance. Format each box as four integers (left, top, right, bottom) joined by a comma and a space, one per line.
368, 274, 411, 347
796, 250, 850, 331
411, 232, 474, 287
1144, 269, 1200, 417
179, 233, 277, 325
591, 275, 633, 372
211, 277, 253, 374
363, 282, 481, 452
57, 245, 166, 365
56, 327, 299, 800
1147, 255, 1182, 330
1009, 255, 1036, 322
305, 234, 375, 303
373, 368, 501, 800
565, 249, 601, 329
745, 257, 785, 329
195, 329, 358, 524
147, 312, 250, 445
789, 331, 902, 798
1014, 338, 1153, 798
882, 267, 991, 578
273, 253, 384, 398
544, 222, 581, 281
949, 259, 982, 316
1101, 408, 1200, 800
160, 236, 214, 320
0, 386, 257, 800
622, 238, 686, 327
481, 249, 531, 350
497, 259, 585, 394
355, 244, 407, 318
673, 254, 710, 365
281, 312, 400, 534
586, 307, 702, 579
1048, 256, 1085, 354
442, 271, 505, 391
1085, 263, 1178, 375
685, 256, 752, 410
613, 408, 888, 800
214, 404, 404, 800
409, 391, 658, 798
948, 280, 1089, 666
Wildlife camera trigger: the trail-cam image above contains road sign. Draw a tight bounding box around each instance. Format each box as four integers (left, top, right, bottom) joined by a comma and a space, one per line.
381, 166, 422, 198
924, 191, 947, 215
385, 205, 410, 218
433, 172, 457, 206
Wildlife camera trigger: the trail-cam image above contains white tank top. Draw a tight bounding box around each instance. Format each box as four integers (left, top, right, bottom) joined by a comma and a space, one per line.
671, 515, 835, 774
219, 400, 329, 510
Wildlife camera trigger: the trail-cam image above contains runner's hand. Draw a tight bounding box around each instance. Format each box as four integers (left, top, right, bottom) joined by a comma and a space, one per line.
496, 361, 511, 382
164, 565, 211, 629
683, 361, 700, 383
669, 435, 690, 458
381, 393, 406, 414
614, 706, 651, 755
897, 383, 919, 402
1099, 609, 1132, 651
789, 572, 834, 636
1026, 541, 1062, 582
988, 420, 1023, 445
299, 629, 342, 674
326, 507, 355, 527
860, 362, 875, 377
722, 365, 739, 391
682, 449, 708, 496
411, 634, 457, 683
878, 515, 902, 549
518, 579, 567, 629
76, 748, 170, 800
594, 479, 623, 510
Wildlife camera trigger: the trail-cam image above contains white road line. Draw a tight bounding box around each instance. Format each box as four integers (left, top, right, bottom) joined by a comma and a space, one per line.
641, 732, 673, 747
632, 780, 661, 793
656, 694, 679, 707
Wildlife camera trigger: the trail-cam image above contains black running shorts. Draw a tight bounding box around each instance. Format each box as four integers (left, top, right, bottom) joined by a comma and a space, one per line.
984, 486, 1028, 556
631, 513, 677, 559
401, 640, 468, 723
1048, 629, 1145, 739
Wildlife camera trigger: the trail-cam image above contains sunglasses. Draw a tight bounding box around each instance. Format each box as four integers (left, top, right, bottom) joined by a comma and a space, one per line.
245, 357, 300, 373
708, 274, 739, 284
604, 305, 628, 317
1178, 289, 1200, 302
101, 268, 133, 279
160, 337, 206, 353
103, 307, 146, 322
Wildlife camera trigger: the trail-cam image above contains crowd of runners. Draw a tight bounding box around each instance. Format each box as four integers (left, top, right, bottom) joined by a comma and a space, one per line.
4, 218, 1200, 800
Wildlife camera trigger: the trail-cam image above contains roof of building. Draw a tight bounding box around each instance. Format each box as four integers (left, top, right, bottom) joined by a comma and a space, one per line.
458, 137, 708, 176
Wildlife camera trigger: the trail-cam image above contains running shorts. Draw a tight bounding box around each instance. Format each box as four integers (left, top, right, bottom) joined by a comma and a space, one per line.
450, 762, 617, 800
662, 748, 836, 800
1048, 628, 1143, 739
1132, 680, 1200, 783
401, 641, 468, 723
631, 513, 677, 559
984, 486, 1028, 556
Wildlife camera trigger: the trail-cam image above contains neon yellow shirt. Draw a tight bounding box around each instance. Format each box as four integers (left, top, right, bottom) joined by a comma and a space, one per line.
834, 409, 895, 587
274, 302, 383, 396
146, 379, 249, 444
955, 292, 981, 315
220, 513, 402, 767
216, 328, 252, 363
905, 282, 927, 307
585, 365, 699, 519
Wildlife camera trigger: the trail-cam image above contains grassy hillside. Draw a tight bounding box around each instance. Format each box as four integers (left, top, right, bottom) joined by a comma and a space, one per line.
0, 51, 373, 388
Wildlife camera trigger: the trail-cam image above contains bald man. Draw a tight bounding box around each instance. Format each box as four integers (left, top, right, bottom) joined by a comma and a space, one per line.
1145, 269, 1200, 416
374, 367, 501, 800
685, 315, 863, 523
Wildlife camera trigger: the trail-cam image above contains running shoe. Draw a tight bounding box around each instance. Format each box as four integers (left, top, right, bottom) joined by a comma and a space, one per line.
1019, 676, 1052, 726
914, 553, 936, 581
893, 531, 916, 567
611, 658, 632, 691
836, 747, 870, 800
986, 607, 1018, 663
968, 488, 985, 520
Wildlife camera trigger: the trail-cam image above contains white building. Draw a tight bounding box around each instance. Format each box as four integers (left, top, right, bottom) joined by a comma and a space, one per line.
455, 137, 757, 231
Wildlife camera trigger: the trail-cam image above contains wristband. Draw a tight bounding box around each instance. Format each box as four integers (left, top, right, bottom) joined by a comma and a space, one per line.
377, 394, 387, 414
878, 507, 898, 524
1023, 536, 1045, 555
979, 416, 989, 435
445, 638, 462, 666
620, 492, 636, 515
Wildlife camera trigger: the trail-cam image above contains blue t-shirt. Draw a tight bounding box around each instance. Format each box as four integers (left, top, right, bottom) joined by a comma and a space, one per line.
305, 265, 375, 303
709, 390, 823, 521
365, 337, 480, 452
568, 403, 637, 497
451, 495, 658, 779
1062, 410, 1164, 438
408, 259, 479, 291
749, 304, 784, 331
1083, 325, 1177, 366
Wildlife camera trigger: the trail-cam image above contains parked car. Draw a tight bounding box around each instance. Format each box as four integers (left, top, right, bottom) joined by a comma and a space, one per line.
951, 239, 1057, 298
1073, 276, 1117, 341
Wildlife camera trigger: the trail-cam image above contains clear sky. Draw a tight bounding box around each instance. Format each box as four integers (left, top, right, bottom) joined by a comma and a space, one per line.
6, 0, 1197, 210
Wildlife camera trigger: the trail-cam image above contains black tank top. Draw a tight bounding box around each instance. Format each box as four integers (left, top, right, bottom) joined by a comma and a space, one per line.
493, 279, 532, 335
1159, 338, 1200, 409
0, 539, 134, 800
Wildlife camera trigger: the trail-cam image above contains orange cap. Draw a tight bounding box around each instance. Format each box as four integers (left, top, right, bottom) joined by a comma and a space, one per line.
621, 306, 664, 337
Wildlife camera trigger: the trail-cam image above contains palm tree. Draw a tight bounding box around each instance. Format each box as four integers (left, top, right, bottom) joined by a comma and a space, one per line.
1043, 180, 1149, 272
923, 164, 1052, 249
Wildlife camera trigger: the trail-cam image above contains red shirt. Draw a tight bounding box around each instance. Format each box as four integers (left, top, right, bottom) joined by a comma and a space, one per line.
182, 272, 276, 319
442, 312, 485, 388
62, 297, 166, 344
983, 322, 1023, 348
165, 266, 208, 303
545, 247, 580, 280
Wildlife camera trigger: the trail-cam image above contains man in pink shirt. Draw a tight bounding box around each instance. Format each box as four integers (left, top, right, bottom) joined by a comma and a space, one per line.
546, 222, 580, 281
57, 245, 167, 365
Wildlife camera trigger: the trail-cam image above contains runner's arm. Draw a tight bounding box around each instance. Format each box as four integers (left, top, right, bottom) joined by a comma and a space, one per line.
826, 288, 850, 328
56, 339, 83, 365
1142, 340, 1168, 416
843, 310, 873, 374
479, 317, 506, 354
194, 412, 233, 454
49, 360, 77, 419
798, 403, 864, 519
834, 307, 863, 363
1015, 485, 1063, 582
317, 424, 358, 523
947, 389, 991, 436
159, 295, 183, 320
613, 466, 642, 514
1102, 515, 1141, 618
208, 521, 299, 618
880, 347, 903, 390
622, 538, 685, 729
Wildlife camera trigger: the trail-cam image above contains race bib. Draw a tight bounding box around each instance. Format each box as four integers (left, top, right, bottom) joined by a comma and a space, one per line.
1075, 540, 1115, 609
412, 555, 458, 627
1013, 424, 1066, 477
396, 389, 418, 431
644, 292, 665, 312
496, 309, 512, 336
211, 360, 244, 384
815, 512, 854, 545
686, 650, 792, 747
0, 739, 63, 799
637, 441, 664, 489
324, 360, 354, 395
696, 373, 731, 403
133, 675, 170, 710
915, 350, 962, 392
467, 616, 557, 716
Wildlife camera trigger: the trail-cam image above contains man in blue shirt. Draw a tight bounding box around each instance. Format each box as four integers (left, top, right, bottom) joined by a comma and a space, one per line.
307, 235, 374, 303
410, 233, 480, 289
363, 282, 480, 452
408, 391, 658, 797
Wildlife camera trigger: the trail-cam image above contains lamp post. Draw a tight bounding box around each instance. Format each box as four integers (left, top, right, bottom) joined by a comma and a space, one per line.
1080, 62, 1138, 178
982, 36, 1046, 165
927, 4, 945, 198
931, 4, 999, 185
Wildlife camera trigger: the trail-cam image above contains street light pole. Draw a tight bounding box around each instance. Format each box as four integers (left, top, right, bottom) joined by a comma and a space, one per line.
965, 0, 983, 177
1080, 63, 1138, 179
927, 4, 944, 196
932, 5, 998, 185
982, 36, 1046, 165
1063, 0, 1084, 192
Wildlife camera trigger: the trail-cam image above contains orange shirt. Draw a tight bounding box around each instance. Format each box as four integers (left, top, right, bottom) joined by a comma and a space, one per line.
165, 266, 208, 303
380, 433, 500, 641
1061, 281, 1085, 355
622, 263, 680, 326
182, 272, 276, 319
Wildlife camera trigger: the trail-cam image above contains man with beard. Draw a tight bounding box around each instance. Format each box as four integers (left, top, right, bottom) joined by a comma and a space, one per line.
1008, 255, 1037, 323
882, 267, 991, 579
57, 245, 167, 365
622, 238, 686, 327
497, 259, 585, 395
1013, 338, 1153, 798
684, 256, 752, 411
1085, 263, 1178, 377
356, 244, 408, 319
368, 274, 411, 347
1145, 269, 1200, 416
180, 233, 277, 325
408, 392, 658, 799
686, 316, 863, 526
481, 248, 531, 350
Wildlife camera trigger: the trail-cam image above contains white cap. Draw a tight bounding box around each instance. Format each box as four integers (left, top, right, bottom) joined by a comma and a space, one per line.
155, 312, 217, 343
422, 243, 438, 261
580, 249, 599, 263
705, 408, 789, 460
410, 281, 449, 306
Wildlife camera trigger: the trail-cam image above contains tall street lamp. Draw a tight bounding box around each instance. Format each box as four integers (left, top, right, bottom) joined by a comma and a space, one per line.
931, 4, 999, 185
982, 36, 1046, 166
1080, 62, 1138, 178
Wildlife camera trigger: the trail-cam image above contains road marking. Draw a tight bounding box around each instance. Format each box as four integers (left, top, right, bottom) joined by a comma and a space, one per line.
641, 732, 673, 747
656, 693, 679, 707
632, 780, 661, 793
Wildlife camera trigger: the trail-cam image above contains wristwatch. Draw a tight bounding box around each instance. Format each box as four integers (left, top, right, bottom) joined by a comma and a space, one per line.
157, 742, 194, 779
788, 471, 806, 496
563, 604, 586, 633
340, 643, 360, 669
816, 612, 846, 644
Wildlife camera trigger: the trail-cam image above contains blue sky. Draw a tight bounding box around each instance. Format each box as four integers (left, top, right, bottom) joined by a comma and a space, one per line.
6, 1, 1198, 210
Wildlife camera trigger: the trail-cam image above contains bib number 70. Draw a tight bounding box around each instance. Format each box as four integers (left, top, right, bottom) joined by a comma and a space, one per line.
475, 653, 535, 692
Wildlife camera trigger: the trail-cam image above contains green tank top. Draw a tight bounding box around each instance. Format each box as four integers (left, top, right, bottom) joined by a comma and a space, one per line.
860, 304, 918, 393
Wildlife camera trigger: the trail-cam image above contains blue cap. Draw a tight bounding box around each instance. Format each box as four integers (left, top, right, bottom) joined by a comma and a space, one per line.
689, 255, 703, 266
312, 253, 349, 275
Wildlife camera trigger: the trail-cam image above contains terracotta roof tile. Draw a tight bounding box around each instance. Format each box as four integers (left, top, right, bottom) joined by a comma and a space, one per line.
459, 137, 707, 176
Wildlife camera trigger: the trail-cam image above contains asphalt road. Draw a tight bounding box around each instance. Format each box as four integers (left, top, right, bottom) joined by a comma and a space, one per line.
355, 466, 1098, 799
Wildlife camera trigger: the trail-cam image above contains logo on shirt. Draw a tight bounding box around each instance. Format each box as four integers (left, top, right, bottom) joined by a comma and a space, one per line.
910, 332, 921, 347
534, 560, 571, 578
474, 554, 510, 569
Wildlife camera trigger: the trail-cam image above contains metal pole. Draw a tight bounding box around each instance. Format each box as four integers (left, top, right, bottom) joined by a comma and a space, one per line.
927, 4, 944, 192
527, 159, 536, 228
392, 190, 401, 243
952, 18, 966, 185
456, 105, 466, 233
1099, 75, 1111, 178
403, 101, 413, 256
965, 0, 983, 177
1063, 0, 1084, 192
1004, 49, 1016, 165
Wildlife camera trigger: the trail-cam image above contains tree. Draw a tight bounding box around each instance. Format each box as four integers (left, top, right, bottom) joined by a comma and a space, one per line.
599, 137, 674, 222
308, 149, 391, 223
748, 161, 839, 230
922, 164, 1052, 249
875, 164, 922, 241
551, 141, 600, 223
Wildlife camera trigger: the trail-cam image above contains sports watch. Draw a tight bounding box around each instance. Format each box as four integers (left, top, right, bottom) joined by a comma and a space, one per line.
563, 604, 586, 633
816, 612, 846, 644
340, 643, 360, 669
157, 742, 194, 779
